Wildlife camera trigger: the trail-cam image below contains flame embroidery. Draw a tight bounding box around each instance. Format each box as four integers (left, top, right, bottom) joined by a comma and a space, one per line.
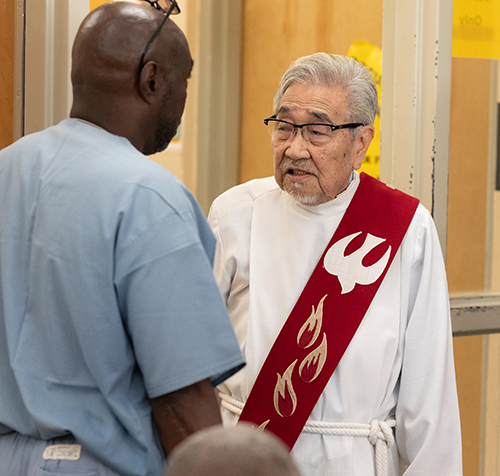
297, 295, 327, 349
273, 360, 298, 418
299, 333, 327, 384
257, 420, 271, 431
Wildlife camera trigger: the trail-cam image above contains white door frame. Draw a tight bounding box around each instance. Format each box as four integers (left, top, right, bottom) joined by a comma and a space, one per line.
17, 0, 88, 138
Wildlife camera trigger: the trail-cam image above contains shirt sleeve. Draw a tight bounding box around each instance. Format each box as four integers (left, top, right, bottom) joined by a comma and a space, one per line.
115, 193, 244, 398
395, 206, 462, 475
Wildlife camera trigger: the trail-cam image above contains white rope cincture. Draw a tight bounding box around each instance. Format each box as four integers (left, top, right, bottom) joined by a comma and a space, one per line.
219, 392, 395, 476
219, 392, 244, 416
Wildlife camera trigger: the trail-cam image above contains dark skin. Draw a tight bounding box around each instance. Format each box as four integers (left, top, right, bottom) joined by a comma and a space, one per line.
69, 0, 221, 456
70, 0, 193, 155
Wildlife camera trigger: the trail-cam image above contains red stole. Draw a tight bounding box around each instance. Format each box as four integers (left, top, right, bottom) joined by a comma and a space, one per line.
238, 173, 419, 449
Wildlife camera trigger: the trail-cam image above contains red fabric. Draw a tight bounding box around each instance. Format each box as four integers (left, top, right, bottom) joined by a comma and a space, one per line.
238, 173, 419, 449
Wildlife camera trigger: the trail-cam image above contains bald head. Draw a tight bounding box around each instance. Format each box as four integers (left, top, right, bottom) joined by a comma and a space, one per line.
72, 1, 187, 89
165, 425, 302, 476
70, 0, 193, 154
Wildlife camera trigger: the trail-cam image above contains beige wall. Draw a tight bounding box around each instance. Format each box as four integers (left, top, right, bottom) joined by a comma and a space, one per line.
447, 57, 494, 476
447, 58, 491, 294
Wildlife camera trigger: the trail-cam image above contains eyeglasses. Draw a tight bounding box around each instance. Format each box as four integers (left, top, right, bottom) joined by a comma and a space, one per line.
138, 1, 181, 72
264, 116, 364, 146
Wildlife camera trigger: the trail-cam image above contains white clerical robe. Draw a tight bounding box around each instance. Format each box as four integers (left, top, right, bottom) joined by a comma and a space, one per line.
208, 172, 462, 476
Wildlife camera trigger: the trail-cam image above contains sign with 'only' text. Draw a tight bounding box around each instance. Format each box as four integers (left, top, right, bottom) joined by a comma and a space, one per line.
452, 0, 500, 59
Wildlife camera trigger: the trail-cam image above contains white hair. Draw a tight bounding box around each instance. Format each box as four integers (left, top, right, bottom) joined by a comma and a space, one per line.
273, 53, 377, 126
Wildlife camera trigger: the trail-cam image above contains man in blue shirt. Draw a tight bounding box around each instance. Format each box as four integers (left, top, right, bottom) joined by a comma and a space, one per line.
0, 2, 244, 475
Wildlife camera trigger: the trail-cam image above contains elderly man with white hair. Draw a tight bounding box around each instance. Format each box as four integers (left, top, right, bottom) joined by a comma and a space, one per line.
208, 53, 462, 476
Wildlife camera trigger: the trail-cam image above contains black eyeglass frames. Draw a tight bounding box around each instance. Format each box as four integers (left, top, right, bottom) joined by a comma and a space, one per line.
264, 116, 364, 146
146, 0, 180, 15
138, 0, 181, 72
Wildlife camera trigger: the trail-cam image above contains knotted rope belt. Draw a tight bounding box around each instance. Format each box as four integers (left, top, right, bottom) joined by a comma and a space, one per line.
219, 392, 395, 476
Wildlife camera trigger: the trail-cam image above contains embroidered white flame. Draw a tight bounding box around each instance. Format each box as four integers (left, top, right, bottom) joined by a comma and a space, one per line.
299, 333, 327, 384
257, 420, 271, 431
297, 294, 327, 349
273, 360, 298, 418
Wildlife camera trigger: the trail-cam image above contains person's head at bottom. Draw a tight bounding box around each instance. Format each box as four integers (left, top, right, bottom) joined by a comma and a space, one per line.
165, 424, 302, 476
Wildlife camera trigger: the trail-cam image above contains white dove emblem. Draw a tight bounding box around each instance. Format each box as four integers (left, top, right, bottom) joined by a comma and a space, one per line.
324, 232, 391, 294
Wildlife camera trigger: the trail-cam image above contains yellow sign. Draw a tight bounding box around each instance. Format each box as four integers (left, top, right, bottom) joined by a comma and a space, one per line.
347, 41, 381, 180
452, 0, 500, 59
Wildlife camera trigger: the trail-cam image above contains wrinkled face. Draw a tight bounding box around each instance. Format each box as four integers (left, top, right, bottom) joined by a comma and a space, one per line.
273, 83, 368, 206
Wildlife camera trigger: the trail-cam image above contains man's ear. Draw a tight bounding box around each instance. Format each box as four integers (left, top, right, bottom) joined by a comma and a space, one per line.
352, 125, 375, 170
138, 61, 159, 103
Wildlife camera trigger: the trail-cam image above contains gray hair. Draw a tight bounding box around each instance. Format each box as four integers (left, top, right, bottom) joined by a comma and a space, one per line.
273, 53, 378, 126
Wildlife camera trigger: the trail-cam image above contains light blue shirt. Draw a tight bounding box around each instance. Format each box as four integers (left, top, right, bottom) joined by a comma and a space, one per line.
0, 119, 244, 476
